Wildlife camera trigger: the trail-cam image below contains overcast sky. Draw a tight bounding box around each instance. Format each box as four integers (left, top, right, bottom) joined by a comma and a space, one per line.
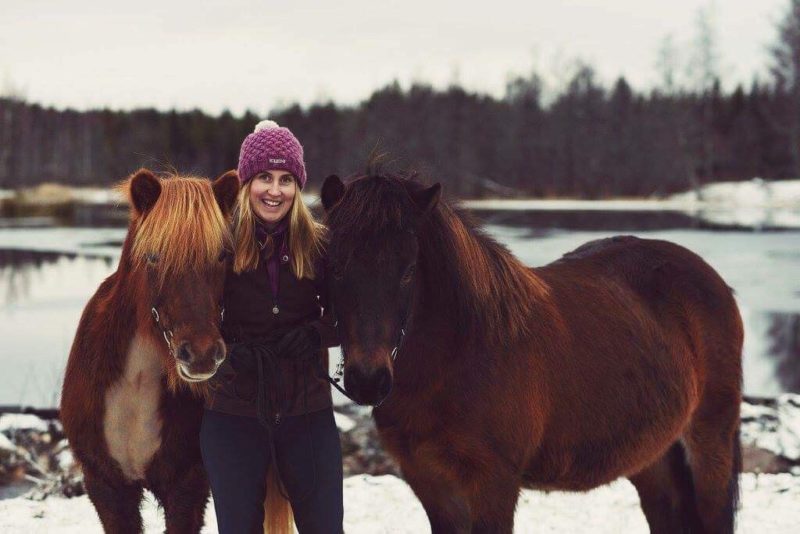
0, 0, 788, 115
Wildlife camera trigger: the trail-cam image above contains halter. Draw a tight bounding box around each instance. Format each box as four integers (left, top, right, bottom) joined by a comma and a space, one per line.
151, 306, 176, 357
150, 302, 225, 358
326, 284, 413, 407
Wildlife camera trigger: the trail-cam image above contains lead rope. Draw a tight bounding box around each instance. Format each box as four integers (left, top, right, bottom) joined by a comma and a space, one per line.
254, 343, 319, 505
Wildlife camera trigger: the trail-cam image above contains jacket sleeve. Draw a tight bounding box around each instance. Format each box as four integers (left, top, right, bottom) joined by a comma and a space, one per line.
309, 257, 340, 348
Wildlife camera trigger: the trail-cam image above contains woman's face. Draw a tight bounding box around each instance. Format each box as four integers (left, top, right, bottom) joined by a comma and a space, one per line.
249, 170, 296, 226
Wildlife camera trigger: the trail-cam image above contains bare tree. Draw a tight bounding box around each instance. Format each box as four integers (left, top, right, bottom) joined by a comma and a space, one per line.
690, 3, 721, 188
656, 34, 680, 95
771, 0, 800, 177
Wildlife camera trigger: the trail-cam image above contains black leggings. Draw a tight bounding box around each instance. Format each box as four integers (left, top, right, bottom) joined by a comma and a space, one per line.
200, 408, 344, 534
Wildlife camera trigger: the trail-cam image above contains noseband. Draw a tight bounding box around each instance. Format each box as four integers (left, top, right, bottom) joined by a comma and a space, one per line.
150, 302, 225, 358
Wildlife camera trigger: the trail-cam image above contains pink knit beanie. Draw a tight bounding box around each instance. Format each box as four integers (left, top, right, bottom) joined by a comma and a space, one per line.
237, 119, 307, 188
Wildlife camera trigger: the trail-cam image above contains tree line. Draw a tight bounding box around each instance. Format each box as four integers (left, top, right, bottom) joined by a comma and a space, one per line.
3, 2, 800, 198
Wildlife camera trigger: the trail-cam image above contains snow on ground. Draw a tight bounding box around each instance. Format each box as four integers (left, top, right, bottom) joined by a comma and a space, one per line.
68, 188, 124, 205
0, 414, 50, 433
463, 198, 693, 211
742, 395, 800, 462
0, 432, 14, 452
0, 227, 126, 258
0, 473, 796, 533
465, 178, 800, 229
670, 178, 800, 208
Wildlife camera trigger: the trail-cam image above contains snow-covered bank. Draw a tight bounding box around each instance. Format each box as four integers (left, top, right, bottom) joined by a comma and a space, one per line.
0, 227, 126, 258
463, 198, 692, 211
670, 178, 800, 208
0, 473, 797, 533
465, 178, 800, 229
742, 395, 800, 469
1, 184, 124, 206
4, 177, 800, 230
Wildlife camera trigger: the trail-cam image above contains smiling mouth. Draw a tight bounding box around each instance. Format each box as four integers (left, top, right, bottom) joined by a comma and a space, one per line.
261, 198, 282, 208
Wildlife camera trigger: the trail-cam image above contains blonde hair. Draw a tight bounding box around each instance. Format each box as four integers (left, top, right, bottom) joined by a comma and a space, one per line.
232, 181, 326, 279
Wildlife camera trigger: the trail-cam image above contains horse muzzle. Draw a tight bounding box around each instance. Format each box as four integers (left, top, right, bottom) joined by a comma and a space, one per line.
174, 339, 226, 382
344, 363, 393, 406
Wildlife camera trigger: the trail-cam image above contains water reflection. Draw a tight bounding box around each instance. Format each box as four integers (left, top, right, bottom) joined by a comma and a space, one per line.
0, 250, 116, 407
0, 249, 114, 305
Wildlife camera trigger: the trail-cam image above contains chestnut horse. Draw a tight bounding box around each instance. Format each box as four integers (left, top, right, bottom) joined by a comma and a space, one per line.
60, 169, 250, 533
321, 172, 743, 534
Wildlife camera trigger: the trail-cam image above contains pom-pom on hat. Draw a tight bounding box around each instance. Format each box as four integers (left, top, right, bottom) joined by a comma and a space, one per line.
237, 119, 307, 188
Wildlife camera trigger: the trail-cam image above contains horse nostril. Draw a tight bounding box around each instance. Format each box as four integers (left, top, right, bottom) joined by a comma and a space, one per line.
211, 340, 226, 364
343, 366, 364, 395
177, 342, 192, 363
375, 367, 393, 399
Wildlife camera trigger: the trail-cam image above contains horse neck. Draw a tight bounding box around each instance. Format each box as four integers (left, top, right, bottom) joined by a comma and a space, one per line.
414, 206, 548, 348
67, 233, 152, 392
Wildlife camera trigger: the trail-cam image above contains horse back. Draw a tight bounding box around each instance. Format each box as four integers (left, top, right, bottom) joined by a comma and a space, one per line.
544, 235, 742, 357
523, 236, 742, 489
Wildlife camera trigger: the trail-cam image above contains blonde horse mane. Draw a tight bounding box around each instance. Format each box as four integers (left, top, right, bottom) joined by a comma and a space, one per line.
121, 175, 232, 285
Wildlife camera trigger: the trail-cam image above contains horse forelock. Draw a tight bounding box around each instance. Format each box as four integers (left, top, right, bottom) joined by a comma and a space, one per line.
127, 176, 231, 285
327, 172, 549, 343
326, 174, 416, 262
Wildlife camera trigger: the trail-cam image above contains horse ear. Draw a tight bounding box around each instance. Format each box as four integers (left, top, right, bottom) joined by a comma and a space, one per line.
321, 174, 345, 211
410, 183, 441, 215
212, 169, 240, 217
129, 168, 161, 216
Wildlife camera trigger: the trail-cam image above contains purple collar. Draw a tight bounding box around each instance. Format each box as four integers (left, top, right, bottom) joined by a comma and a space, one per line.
254, 218, 290, 313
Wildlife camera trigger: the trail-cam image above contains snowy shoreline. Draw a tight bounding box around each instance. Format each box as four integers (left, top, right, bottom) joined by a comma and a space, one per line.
3, 178, 800, 230
2, 396, 800, 532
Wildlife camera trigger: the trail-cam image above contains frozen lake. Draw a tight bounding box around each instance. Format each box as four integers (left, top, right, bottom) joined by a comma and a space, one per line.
1, 220, 798, 407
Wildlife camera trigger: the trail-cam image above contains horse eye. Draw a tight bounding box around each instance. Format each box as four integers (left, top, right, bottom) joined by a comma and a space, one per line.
146, 253, 159, 265
218, 250, 230, 263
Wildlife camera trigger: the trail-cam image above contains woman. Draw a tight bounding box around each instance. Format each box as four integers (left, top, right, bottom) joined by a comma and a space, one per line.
201, 119, 343, 534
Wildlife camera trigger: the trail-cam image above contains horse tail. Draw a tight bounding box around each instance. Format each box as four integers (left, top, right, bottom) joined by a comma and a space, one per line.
722, 426, 743, 532
263, 466, 293, 534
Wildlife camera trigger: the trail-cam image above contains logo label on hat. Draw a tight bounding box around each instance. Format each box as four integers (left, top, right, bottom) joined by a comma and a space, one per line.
269, 158, 287, 164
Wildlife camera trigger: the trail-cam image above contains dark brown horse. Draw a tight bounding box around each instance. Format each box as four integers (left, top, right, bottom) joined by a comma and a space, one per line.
60, 169, 239, 533
321, 172, 743, 534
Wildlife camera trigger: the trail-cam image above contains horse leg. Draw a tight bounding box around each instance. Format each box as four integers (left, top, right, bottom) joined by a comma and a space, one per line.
149, 463, 209, 534
83, 470, 144, 534
627, 442, 703, 534
401, 464, 472, 534
468, 474, 520, 534
683, 404, 741, 534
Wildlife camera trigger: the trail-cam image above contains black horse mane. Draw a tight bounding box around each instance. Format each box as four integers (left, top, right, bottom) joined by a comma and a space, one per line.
326, 170, 549, 346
